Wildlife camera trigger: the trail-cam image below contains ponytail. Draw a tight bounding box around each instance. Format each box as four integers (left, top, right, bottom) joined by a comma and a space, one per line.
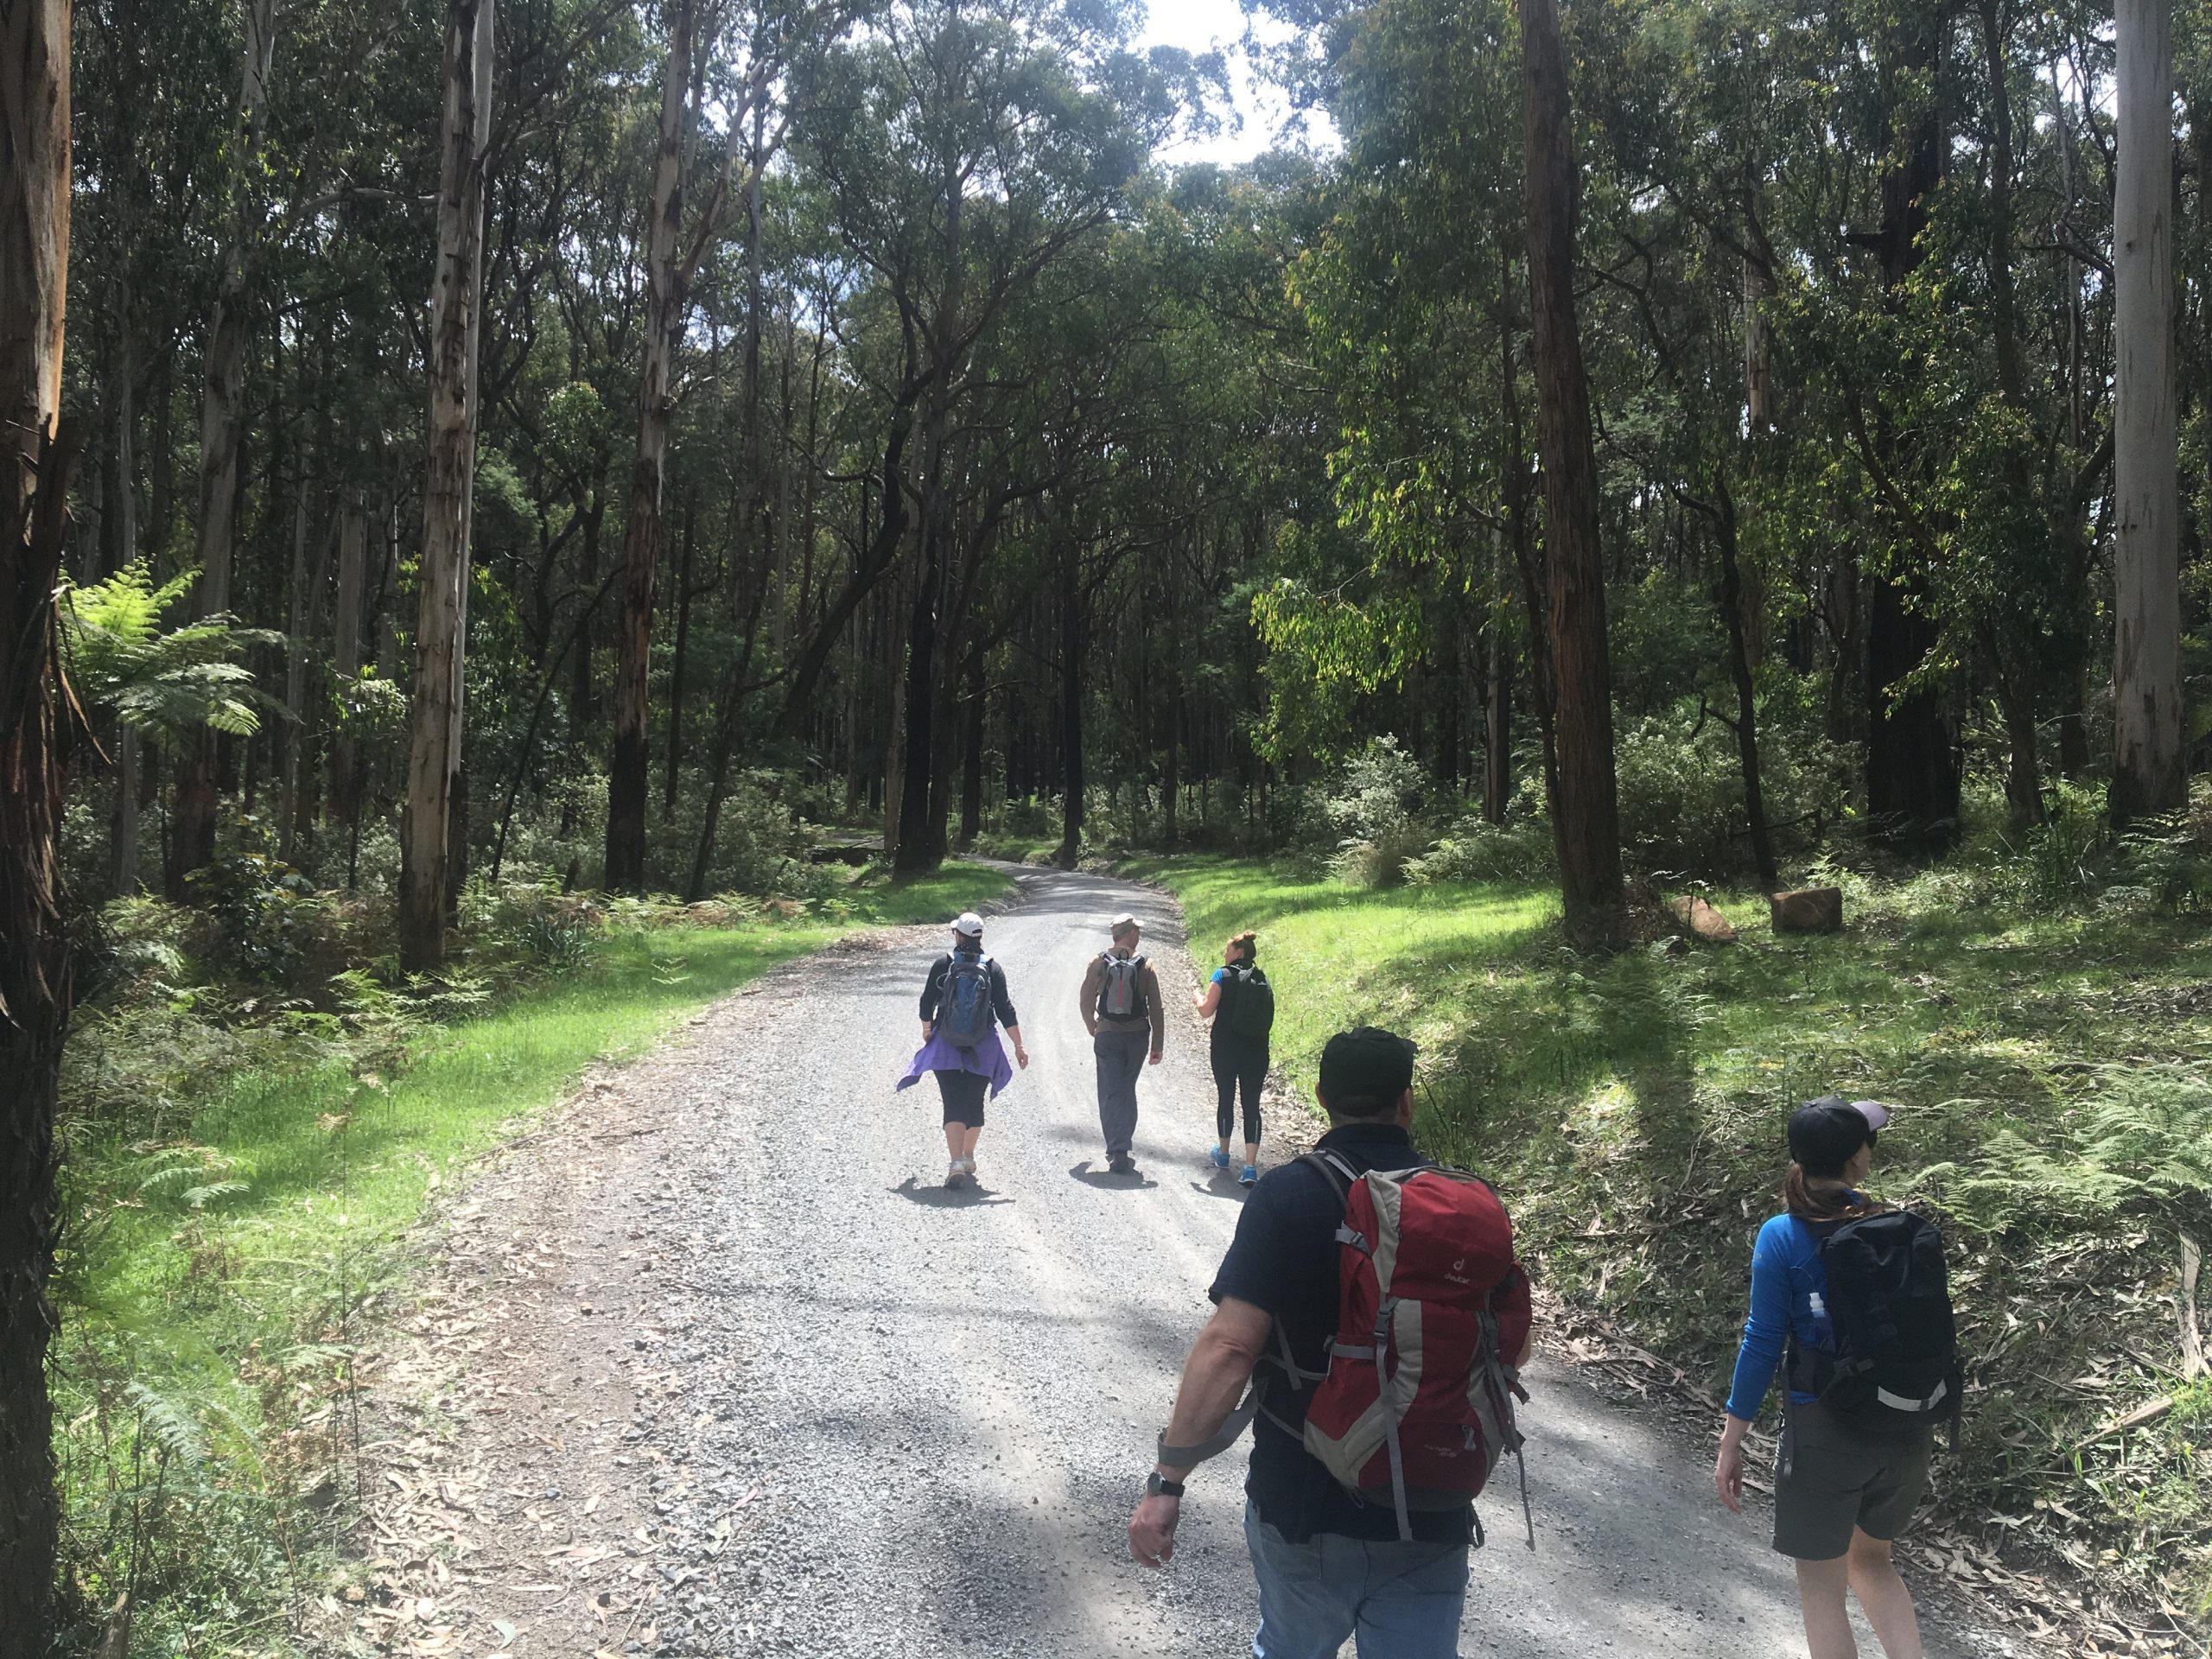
1784, 1162, 1880, 1224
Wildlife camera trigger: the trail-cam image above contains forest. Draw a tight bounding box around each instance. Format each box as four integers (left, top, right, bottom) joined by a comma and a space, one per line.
3, 0, 2212, 1650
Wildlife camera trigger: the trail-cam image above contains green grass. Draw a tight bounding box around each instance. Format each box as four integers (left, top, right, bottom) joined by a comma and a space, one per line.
1132, 854, 2212, 1620
52, 861, 1007, 1656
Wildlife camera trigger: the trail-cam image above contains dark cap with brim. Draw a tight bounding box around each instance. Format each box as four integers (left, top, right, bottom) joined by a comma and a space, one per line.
1787, 1095, 1892, 1177
1319, 1026, 1418, 1109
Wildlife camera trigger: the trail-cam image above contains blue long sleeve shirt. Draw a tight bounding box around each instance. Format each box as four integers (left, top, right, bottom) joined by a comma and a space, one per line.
1726, 1212, 1835, 1421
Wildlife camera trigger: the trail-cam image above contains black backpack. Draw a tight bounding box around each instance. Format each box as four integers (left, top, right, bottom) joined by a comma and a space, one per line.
1222, 963, 1275, 1041
1789, 1208, 1962, 1446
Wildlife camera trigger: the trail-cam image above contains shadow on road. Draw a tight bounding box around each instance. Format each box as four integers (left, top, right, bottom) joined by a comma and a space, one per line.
1068, 1159, 1158, 1191
1186, 1174, 1249, 1204
890, 1175, 1014, 1208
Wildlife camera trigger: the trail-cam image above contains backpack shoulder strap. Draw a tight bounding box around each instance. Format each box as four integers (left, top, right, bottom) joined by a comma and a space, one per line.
1298, 1148, 1359, 1200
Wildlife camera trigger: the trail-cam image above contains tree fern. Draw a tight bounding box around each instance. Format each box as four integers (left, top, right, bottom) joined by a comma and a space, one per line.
60, 562, 287, 747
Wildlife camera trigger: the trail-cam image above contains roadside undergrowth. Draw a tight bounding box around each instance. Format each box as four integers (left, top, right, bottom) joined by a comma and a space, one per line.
49, 864, 1007, 1657
1131, 854, 2212, 1639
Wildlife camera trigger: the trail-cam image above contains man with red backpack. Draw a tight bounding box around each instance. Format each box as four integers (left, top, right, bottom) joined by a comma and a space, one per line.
1128, 1027, 1535, 1657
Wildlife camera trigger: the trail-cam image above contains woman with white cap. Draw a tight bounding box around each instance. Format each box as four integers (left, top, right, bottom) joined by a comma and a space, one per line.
895, 912, 1027, 1188
1714, 1095, 1937, 1659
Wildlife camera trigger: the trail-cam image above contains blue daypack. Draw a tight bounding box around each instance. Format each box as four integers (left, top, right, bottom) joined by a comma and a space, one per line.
939, 952, 995, 1048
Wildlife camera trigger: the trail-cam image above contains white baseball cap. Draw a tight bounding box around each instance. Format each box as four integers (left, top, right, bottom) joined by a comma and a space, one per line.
952, 912, 984, 938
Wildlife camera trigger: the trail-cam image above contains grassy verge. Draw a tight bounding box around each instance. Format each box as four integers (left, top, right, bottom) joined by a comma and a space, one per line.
53, 864, 1007, 1656
1128, 854, 2212, 1622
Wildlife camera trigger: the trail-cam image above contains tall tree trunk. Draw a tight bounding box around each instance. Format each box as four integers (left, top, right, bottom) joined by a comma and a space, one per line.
1865, 10, 1961, 853
893, 150, 963, 878
174, 0, 277, 892
1712, 475, 1779, 889
1483, 547, 1511, 823
327, 503, 367, 842
663, 491, 696, 818
2113, 0, 2186, 823
1979, 0, 2046, 831
957, 648, 984, 849
1056, 545, 1084, 869
108, 318, 144, 892
1518, 0, 1625, 951
277, 491, 316, 860
399, 0, 493, 971
607, 0, 700, 893
0, 0, 74, 1638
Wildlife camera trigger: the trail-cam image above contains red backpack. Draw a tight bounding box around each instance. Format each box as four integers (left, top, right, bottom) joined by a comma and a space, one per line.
1156, 1152, 1535, 1547
1300, 1151, 1533, 1544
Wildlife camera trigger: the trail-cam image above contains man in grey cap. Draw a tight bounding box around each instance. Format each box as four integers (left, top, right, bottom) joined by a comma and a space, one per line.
1079, 914, 1164, 1173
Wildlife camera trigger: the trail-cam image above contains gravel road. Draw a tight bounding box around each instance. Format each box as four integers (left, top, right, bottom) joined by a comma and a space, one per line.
341, 865, 2017, 1659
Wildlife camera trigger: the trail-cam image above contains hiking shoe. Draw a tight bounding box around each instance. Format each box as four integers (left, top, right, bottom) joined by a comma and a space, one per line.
945, 1160, 968, 1189
961, 1155, 978, 1180
1108, 1153, 1137, 1175
1208, 1146, 1230, 1171
1239, 1165, 1259, 1186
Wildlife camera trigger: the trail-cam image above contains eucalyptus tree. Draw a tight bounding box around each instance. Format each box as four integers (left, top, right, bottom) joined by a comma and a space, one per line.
801, 0, 1179, 873
0, 0, 75, 1638
399, 0, 496, 972
1520, 0, 1624, 947
2113, 0, 2186, 823
1274, 0, 1540, 816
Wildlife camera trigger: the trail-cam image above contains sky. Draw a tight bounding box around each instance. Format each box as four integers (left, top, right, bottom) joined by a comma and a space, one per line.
1133, 0, 1336, 167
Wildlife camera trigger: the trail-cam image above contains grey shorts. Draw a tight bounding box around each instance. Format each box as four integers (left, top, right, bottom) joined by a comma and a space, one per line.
1772, 1401, 1933, 1560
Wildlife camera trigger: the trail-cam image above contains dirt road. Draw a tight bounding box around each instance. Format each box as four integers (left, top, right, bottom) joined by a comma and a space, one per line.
343, 866, 2015, 1659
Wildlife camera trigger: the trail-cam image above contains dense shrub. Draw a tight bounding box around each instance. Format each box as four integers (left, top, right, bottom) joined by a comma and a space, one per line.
1324, 736, 1433, 887
1405, 815, 1554, 885
185, 816, 338, 984
1611, 704, 1853, 876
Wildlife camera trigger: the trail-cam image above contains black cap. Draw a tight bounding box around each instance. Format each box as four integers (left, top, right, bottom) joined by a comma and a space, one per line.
1319, 1027, 1418, 1112
1787, 1095, 1891, 1177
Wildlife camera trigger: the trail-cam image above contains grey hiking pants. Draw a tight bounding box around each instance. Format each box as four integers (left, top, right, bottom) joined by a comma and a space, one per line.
1093, 1024, 1153, 1157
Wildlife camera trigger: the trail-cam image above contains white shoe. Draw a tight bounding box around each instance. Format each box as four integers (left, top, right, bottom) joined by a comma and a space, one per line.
962, 1155, 978, 1181
945, 1160, 968, 1189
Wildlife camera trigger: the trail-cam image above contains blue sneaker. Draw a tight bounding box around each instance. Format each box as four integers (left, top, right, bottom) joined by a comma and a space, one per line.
1208, 1146, 1230, 1171
1239, 1165, 1259, 1186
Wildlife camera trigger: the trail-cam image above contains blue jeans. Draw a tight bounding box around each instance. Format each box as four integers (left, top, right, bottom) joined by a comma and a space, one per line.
1243, 1501, 1469, 1659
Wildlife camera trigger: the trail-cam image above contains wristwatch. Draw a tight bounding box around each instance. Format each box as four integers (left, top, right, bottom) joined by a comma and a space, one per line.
1145, 1471, 1185, 1498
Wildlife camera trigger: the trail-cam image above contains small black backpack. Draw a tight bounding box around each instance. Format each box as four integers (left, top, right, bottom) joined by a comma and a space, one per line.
1790, 1208, 1962, 1446
1223, 963, 1275, 1040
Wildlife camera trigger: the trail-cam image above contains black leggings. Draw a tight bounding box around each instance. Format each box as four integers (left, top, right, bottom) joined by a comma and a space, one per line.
935, 1069, 988, 1128
1211, 1038, 1267, 1147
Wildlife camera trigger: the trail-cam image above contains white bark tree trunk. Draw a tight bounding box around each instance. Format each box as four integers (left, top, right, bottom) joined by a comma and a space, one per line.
2113, 0, 2187, 822
174, 0, 277, 887
327, 501, 367, 827
399, 0, 493, 970
606, 0, 699, 893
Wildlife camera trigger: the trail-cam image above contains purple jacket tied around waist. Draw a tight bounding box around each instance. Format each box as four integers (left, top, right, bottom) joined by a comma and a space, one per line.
898, 1027, 1014, 1097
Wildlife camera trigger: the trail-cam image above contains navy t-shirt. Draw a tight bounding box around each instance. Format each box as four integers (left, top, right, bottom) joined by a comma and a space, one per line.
1209, 1121, 1485, 1545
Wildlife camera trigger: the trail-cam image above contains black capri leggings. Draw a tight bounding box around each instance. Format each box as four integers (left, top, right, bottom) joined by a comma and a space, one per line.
1211, 1037, 1267, 1147
935, 1068, 988, 1128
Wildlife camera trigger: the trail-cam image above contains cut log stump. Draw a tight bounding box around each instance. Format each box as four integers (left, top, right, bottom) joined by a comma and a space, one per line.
1667, 896, 1738, 944
1770, 886, 1844, 934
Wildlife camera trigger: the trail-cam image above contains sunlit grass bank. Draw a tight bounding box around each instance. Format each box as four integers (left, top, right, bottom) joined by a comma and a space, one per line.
52, 864, 1007, 1655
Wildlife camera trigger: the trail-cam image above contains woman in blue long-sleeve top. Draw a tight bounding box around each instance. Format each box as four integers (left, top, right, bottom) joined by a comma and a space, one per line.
1714, 1096, 1932, 1659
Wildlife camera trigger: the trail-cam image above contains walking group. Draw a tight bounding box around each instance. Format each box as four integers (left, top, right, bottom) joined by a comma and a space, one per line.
896, 908, 1959, 1659
895, 907, 1275, 1188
